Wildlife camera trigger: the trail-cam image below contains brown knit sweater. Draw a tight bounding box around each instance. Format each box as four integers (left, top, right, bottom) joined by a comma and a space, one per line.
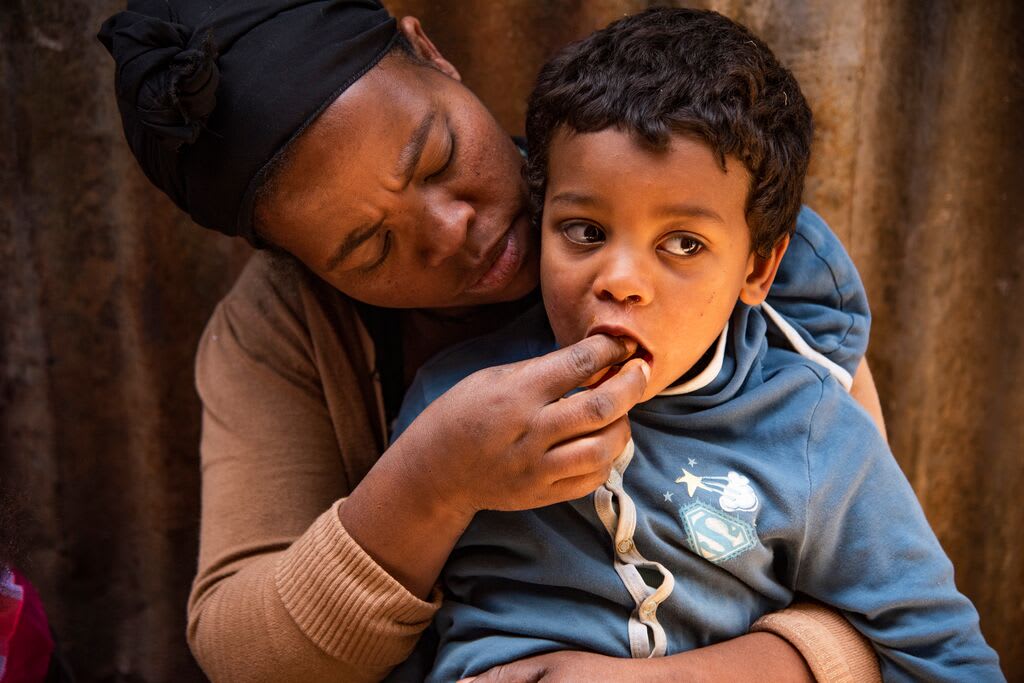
186, 251, 881, 682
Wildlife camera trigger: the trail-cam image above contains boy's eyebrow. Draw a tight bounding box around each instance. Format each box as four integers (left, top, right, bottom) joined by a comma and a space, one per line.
549, 192, 725, 223
655, 202, 725, 223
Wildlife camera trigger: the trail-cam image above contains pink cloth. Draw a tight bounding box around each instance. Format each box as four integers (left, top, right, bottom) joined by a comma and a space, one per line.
0, 568, 53, 683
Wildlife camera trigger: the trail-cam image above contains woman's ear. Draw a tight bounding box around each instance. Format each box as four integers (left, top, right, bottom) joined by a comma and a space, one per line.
739, 234, 790, 306
397, 16, 462, 81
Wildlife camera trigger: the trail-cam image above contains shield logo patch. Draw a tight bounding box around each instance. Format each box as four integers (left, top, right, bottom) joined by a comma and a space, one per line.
680, 500, 756, 563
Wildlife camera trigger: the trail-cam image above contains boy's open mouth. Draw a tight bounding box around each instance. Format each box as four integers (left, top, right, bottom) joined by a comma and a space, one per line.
583, 325, 654, 388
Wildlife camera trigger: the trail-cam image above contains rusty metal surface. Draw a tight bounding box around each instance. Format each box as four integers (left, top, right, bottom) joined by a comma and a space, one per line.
2, 1, 1021, 680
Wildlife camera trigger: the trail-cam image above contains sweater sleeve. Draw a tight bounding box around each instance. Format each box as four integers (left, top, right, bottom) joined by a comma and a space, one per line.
187, 254, 440, 683
752, 601, 881, 683
766, 206, 871, 376
794, 377, 1003, 682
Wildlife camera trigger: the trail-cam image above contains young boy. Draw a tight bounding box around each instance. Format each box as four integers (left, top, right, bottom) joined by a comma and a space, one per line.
390, 9, 1002, 682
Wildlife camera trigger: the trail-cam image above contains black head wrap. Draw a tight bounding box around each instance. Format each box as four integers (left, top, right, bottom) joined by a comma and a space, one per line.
98, 0, 398, 244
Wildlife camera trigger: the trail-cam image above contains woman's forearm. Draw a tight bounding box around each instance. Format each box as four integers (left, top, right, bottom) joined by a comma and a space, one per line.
466, 601, 882, 682
339, 437, 473, 599
617, 632, 813, 683
462, 633, 814, 683
850, 358, 887, 439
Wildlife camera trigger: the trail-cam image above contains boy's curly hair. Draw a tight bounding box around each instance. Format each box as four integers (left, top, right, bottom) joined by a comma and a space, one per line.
525, 7, 813, 256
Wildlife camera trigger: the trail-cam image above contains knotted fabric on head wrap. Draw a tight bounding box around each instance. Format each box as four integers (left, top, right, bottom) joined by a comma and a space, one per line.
98, 0, 399, 244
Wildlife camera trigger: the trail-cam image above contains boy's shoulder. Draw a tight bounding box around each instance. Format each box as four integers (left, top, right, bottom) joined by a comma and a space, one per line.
418, 304, 554, 391
760, 343, 887, 468
392, 305, 555, 438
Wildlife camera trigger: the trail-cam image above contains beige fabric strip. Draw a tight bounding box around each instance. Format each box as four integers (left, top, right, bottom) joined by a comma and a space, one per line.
594, 440, 675, 658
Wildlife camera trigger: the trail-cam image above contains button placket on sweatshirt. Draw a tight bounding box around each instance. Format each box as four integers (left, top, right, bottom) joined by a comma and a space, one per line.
590, 311, 856, 660
594, 439, 675, 658
592, 322, 732, 658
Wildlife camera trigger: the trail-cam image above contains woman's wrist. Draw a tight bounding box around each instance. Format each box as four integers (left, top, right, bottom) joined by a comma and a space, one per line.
338, 437, 473, 599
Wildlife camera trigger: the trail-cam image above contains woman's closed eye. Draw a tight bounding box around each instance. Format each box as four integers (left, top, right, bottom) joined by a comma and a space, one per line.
360, 230, 392, 272
426, 128, 456, 182
660, 233, 704, 257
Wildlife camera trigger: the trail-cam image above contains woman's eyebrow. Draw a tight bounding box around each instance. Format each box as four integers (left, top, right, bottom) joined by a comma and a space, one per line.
396, 108, 437, 188
326, 219, 383, 271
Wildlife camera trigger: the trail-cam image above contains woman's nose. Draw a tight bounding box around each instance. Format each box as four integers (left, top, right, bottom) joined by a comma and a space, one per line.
421, 198, 475, 267
594, 251, 653, 305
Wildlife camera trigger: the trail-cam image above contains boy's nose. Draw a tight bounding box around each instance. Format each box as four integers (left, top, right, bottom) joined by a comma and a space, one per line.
594, 255, 653, 305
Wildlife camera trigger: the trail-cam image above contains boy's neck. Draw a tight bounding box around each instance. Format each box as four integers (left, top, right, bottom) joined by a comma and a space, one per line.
667, 336, 720, 390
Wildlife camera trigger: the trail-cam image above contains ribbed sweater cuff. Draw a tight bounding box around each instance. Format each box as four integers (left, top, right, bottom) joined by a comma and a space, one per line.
275, 500, 442, 667
751, 602, 881, 683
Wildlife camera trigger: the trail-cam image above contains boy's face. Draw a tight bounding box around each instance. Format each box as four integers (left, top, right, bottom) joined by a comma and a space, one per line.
540, 128, 787, 401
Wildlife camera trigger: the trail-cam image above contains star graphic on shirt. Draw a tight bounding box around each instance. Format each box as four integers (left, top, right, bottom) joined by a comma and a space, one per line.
663, 491, 674, 502
687, 458, 698, 467
676, 469, 713, 497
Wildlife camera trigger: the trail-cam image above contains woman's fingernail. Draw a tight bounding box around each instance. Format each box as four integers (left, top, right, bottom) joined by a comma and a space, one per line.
639, 359, 651, 381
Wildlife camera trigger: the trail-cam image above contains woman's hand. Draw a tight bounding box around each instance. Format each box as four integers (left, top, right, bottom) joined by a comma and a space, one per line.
394, 333, 651, 519
460, 633, 814, 683
340, 333, 649, 598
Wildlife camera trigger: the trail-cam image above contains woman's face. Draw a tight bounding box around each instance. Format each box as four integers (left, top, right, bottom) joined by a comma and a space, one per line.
259, 46, 538, 309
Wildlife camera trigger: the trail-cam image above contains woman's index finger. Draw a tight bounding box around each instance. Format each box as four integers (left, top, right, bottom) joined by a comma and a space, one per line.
531, 333, 638, 400
542, 357, 650, 441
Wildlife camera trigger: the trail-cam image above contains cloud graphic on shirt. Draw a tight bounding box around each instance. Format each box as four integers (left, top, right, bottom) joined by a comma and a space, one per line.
718, 472, 759, 512
676, 468, 760, 513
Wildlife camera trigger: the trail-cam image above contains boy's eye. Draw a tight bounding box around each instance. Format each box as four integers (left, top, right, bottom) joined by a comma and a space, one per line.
661, 234, 704, 257
562, 222, 606, 245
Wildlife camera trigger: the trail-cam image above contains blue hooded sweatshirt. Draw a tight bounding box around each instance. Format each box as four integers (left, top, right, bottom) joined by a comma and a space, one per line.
389, 208, 1002, 682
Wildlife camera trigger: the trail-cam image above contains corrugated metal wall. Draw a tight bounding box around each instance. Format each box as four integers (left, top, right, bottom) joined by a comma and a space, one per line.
2, 1, 1020, 680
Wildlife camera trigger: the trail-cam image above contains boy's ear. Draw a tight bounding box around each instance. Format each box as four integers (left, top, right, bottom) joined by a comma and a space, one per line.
397, 16, 462, 81
739, 234, 790, 306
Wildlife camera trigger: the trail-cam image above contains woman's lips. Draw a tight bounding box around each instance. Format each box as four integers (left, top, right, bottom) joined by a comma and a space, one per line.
465, 217, 526, 295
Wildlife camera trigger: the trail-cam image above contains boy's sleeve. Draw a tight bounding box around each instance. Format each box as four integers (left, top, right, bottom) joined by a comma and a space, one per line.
794, 378, 1003, 682
766, 206, 870, 376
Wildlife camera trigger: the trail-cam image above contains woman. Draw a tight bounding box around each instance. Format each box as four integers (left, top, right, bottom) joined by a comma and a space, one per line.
99, 2, 885, 681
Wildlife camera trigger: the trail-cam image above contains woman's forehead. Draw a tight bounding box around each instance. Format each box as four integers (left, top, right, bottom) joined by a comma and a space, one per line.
325, 66, 427, 143
262, 57, 465, 242
277, 61, 438, 204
